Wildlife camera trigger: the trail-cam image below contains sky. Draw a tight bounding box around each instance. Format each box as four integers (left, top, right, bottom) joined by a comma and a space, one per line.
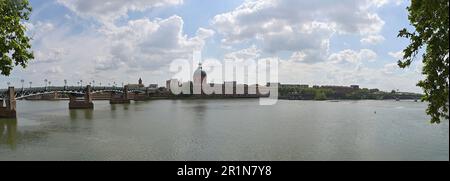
1, 0, 424, 93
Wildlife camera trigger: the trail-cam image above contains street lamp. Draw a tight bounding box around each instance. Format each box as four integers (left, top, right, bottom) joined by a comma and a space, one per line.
29, 81, 32, 88
64, 79, 67, 87
80, 80, 83, 87
21, 79, 24, 89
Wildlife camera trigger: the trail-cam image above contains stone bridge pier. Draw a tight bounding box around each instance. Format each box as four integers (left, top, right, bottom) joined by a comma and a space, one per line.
110, 85, 130, 104
69, 85, 94, 109
0, 87, 16, 118
133, 88, 148, 101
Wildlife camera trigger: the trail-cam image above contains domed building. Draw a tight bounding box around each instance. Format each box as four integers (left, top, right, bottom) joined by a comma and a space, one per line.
193, 62, 207, 94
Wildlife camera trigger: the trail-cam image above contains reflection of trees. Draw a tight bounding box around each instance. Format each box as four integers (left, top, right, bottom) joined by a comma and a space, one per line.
0, 119, 17, 149
0, 119, 59, 151
69, 109, 93, 121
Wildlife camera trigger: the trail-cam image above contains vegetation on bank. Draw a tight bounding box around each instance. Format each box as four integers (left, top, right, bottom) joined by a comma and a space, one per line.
278, 86, 422, 101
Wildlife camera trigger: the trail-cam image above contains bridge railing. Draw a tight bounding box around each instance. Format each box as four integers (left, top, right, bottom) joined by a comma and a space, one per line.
1, 86, 157, 98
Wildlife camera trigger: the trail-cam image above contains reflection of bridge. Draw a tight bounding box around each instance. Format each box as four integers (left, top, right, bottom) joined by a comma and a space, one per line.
0, 85, 157, 118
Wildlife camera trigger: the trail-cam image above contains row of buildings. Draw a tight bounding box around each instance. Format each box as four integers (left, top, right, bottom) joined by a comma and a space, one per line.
23, 63, 365, 100
165, 63, 271, 97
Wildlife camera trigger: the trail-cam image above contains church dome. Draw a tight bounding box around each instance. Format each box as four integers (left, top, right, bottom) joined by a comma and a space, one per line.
194, 67, 207, 77
193, 63, 207, 82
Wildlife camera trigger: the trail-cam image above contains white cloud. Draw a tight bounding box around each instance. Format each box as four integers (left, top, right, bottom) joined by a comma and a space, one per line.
212, 0, 385, 54
45, 66, 64, 74
361, 34, 385, 45
368, 0, 404, 7
382, 63, 399, 74
218, 46, 424, 92
33, 48, 67, 64
388, 50, 404, 60
393, 0, 404, 5
224, 45, 261, 60
57, 0, 183, 24
13, 13, 213, 87
289, 51, 307, 62
99, 15, 214, 71
328, 49, 377, 64
370, 0, 389, 7
278, 56, 421, 92
24, 21, 55, 41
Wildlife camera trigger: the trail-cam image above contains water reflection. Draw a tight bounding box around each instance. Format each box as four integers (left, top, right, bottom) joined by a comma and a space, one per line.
0, 119, 17, 149
187, 100, 206, 121
1, 100, 447, 160
109, 104, 130, 118
110, 104, 129, 111
69, 109, 93, 121
110, 104, 116, 111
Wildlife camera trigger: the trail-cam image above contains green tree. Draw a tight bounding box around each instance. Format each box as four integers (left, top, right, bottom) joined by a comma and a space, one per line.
398, 0, 449, 123
0, 0, 33, 76
314, 90, 327, 100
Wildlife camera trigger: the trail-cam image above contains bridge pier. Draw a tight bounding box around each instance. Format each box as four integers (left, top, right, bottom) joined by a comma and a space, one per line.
0, 87, 17, 118
133, 90, 148, 101
69, 85, 94, 109
110, 86, 130, 104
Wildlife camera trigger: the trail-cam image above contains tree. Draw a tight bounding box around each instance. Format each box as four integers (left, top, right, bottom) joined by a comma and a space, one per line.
314, 90, 327, 100
0, 0, 33, 76
398, 0, 449, 123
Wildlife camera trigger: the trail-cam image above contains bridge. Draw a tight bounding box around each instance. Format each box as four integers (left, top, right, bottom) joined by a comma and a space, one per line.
0, 85, 157, 118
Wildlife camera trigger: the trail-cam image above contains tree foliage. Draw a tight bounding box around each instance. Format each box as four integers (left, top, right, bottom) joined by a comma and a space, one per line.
398, 0, 449, 123
0, 0, 33, 76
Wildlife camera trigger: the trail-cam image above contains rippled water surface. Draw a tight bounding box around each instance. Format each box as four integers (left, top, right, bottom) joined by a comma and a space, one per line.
0, 99, 448, 160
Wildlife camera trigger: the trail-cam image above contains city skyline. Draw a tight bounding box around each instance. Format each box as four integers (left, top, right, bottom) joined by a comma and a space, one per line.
0, 0, 424, 93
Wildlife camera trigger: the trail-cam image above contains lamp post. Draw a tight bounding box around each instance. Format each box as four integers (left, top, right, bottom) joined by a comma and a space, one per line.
21, 79, 24, 90
80, 80, 83, 87
29, 81, 32, 88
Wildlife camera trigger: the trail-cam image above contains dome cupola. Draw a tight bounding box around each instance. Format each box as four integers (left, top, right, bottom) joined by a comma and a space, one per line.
193, 62, 207, 84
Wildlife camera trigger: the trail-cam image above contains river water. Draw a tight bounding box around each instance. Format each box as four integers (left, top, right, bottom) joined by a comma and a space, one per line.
0, 99, 448, 160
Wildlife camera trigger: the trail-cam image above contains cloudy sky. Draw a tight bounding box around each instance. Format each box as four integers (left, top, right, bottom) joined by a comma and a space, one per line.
1, 0, 424, 92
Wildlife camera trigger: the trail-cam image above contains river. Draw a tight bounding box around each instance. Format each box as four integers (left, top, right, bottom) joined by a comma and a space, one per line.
0, 99, 448, 160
